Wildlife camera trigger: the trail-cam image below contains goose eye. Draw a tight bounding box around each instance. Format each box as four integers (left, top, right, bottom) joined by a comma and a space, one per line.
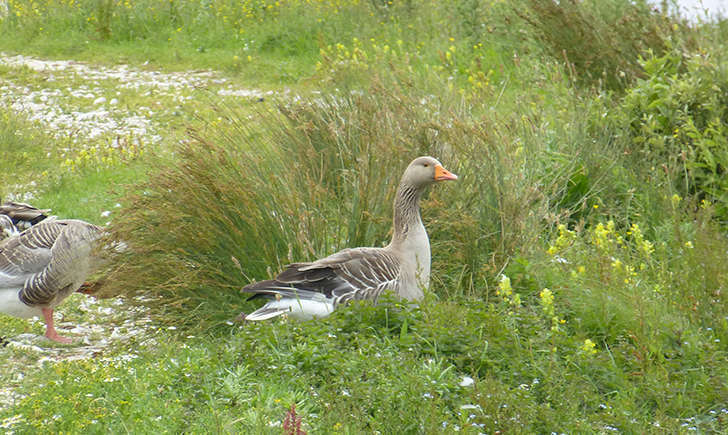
423, 163, 429, 167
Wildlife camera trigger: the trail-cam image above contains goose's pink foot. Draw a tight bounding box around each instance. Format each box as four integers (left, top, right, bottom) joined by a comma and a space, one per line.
42, 307, 73, 344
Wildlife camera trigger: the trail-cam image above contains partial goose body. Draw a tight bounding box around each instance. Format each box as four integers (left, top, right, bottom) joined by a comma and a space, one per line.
239, 156, 457, 321
242, 247, 400, 320
0, 215, 19, 242
0, 200, 51, 229
0, 201, 52, 242
0, 219, 102, 343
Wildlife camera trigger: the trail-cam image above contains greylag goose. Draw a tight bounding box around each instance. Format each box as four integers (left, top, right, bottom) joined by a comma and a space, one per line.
0, 219, 102, 343
239, 156, 458, 321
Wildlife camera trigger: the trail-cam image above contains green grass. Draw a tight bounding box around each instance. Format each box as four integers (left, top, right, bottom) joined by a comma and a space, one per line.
0, 79, 148, 221
2, 0, 728, 433
3, 297, 726, 432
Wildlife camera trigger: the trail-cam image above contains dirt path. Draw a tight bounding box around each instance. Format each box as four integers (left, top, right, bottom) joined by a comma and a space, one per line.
0, 53, 268, 143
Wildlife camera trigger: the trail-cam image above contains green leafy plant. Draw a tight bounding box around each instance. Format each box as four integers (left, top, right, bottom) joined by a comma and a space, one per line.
621, 49, 728, 219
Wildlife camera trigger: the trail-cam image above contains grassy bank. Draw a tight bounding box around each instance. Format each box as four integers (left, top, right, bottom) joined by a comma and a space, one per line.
1, 0, 727, 433
0, 0, 686, 88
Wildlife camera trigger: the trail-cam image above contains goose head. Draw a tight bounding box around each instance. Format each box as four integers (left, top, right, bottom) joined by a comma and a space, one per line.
401, 156, 458, 188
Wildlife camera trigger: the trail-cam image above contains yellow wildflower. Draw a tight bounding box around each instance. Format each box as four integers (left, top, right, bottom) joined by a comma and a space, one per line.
497, 275, 512, 297
580, 339, 597, 355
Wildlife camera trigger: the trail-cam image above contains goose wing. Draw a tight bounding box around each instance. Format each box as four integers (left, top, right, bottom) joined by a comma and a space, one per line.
0, 222, 60, 285
243, 247, 401, 306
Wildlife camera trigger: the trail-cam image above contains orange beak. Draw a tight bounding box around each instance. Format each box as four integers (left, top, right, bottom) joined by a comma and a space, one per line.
434, 164, 458, 181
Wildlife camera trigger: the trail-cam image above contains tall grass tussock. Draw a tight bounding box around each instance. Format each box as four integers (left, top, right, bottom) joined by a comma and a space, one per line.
103, 67, 628, 325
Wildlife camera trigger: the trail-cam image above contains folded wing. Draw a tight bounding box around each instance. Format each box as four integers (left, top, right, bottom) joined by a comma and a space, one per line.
241, 247, 401, 320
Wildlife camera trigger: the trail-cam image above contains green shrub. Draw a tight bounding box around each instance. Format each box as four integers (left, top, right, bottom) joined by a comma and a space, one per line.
619, 49, 728, 220
502, 204, 728, 426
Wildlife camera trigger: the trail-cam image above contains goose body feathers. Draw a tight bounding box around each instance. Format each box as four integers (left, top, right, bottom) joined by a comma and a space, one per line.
0, 219, 102, 342
242, 247, 400, 320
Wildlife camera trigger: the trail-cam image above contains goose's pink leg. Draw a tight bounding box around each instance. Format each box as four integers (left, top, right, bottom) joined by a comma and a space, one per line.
42, 308, 72, 344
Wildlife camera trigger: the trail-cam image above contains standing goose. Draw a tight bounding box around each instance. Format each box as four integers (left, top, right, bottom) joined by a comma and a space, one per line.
0, 219, 102, 343
238, 156, 458, 321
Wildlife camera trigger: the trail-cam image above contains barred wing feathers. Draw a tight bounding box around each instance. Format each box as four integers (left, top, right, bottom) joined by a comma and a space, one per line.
242, 247, 401, 320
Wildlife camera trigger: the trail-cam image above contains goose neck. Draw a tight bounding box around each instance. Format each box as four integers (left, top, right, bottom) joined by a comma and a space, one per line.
391, 182, 423, 246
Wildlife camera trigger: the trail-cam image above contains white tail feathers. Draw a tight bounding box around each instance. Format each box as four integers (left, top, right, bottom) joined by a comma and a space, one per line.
243, 298, 334, 321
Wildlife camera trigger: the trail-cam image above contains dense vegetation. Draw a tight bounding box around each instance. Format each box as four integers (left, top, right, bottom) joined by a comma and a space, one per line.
1, 0, 727, 432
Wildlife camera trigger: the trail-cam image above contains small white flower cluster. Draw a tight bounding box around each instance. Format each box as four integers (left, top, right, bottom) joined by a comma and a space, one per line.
0, 414, 25, 431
